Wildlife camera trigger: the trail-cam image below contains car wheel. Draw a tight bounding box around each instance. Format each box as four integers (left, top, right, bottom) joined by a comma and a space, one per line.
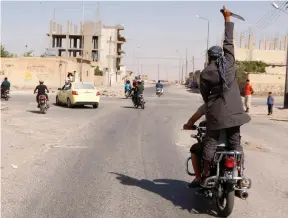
67, 98, 72, 108
93, 103, 99, 108
56, 96, 60, 105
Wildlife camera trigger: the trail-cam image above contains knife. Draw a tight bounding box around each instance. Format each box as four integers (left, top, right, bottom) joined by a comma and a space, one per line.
220, 9, 245, 21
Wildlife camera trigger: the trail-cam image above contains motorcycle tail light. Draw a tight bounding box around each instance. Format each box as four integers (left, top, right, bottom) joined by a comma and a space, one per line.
225, 157, 235, 168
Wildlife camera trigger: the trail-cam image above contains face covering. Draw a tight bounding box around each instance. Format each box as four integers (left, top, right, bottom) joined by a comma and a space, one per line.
208, 46, 229, 91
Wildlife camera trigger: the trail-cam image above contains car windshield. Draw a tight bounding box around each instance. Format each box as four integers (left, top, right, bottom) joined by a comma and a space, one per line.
74, 83, 95, 90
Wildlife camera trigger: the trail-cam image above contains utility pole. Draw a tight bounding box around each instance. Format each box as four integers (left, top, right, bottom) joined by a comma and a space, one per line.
80, 0, 84, 82
192, 56, 195, 73
178, 59, 181, 83
181, 62, 184, 84
284, 45, 288, 108
140, 64, 142, 76
157, 62, 160, 81
185, 48, 188, 79
108, 36, 112, 86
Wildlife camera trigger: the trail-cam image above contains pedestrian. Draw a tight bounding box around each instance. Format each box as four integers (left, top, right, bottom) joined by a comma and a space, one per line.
267, 92, 274, 115
243, 79, 254, 113
65, 72, 73, 88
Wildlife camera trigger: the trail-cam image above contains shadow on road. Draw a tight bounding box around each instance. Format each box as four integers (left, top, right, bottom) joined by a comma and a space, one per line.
121, 106, 136, 109
270, 118, 288, 122
52, 103, 94, 109
27, 110, 43, 114
110, 172, 216, 216
186, 88, 200, 94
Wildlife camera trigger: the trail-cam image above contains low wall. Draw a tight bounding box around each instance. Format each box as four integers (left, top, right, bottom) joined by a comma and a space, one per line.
94, 76, 105, 87
0, 57, 96, 89
247, 74, 285, 96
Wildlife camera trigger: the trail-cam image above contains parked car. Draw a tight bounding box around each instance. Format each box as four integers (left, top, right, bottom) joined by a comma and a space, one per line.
56, 82, 100, 108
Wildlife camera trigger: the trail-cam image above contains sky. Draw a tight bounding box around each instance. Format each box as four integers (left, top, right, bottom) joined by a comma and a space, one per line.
1, 1, 288, 80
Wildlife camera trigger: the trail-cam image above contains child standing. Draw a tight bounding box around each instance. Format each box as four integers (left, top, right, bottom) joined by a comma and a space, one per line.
267, 92, 274, 115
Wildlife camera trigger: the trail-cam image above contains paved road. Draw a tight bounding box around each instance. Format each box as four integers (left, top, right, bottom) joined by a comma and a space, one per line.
1, 86, 288, 218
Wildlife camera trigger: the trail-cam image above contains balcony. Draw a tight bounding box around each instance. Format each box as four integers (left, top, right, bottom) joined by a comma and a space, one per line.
117, 34, 126, 43
118, 49, 125, 54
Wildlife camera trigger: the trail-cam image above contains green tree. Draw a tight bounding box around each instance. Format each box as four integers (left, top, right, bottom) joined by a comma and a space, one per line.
23, 50, 34, 57
94, 66, 103, 76
1, 45, 13, 57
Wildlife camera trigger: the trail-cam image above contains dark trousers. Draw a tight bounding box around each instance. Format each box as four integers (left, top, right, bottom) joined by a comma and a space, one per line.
268, 104, 273, 114
202, 126, 243, 162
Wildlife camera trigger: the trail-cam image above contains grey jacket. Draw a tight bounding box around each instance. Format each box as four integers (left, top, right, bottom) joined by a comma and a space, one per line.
200, 22, 251, 130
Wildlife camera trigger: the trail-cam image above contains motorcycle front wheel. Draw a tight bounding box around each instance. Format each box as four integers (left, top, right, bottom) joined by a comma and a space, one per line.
215, 184, 235, 217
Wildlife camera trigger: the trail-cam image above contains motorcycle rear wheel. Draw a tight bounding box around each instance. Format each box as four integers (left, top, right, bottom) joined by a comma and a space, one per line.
216, 184, 235, 217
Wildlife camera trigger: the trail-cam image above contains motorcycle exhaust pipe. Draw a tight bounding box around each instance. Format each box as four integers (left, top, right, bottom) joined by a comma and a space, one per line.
236, 190, 249, 200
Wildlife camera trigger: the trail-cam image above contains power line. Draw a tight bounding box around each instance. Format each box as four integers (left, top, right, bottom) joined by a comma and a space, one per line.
241, 1, 286, 39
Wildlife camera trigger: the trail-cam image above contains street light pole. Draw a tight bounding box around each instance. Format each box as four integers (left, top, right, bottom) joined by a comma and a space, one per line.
271, 2, 288, 108
80, 0, 84, 82
196, 15, 210, 66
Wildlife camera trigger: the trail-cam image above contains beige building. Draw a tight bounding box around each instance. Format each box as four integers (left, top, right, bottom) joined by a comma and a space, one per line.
47, 20, 126, 85
0, 57, 97, 89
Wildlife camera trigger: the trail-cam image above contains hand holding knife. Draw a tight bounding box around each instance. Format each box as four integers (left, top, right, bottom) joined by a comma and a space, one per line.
220, 6, 245, 21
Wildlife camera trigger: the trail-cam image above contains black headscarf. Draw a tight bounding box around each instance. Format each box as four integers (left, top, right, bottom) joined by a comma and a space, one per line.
208, 46, 229, 91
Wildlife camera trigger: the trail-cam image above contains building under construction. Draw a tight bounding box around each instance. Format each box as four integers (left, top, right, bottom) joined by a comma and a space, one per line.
46, 20, 126, 78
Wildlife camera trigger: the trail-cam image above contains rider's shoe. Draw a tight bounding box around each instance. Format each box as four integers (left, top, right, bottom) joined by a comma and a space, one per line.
188, 178, 201, 188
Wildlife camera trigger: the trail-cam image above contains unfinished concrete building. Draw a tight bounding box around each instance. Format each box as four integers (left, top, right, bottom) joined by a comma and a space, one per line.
46, 20, 126, 75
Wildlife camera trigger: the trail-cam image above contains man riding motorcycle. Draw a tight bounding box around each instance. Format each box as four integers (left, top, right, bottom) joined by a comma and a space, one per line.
1, 77, 10, 96
199, 7, 251, 187
134, 80, 144, 105
132, 78, 139, 104
155, 80, 164, 95
125, 80, 131, 93
34, 80, 50, 108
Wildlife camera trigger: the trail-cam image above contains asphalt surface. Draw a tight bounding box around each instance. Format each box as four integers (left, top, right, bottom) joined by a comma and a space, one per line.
1, 86, 288, 218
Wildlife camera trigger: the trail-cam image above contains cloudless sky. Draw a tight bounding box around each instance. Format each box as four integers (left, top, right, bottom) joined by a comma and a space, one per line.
1, 1, 287, 80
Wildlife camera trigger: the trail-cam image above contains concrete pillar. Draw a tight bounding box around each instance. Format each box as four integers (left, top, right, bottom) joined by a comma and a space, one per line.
74, 25, 78, 34
59, 25, 63, 34
57, 24, 60, 34
259, 40, 264, 50
70, 23, 73, 34
66, 21, 70, 34
265, 40, 270, 50
274, 38, 279, 50
52, 22, 56, 32
240, 35, 245, 49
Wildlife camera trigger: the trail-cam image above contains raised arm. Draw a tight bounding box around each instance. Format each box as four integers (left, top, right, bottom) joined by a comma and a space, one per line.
221, 7, 235, 65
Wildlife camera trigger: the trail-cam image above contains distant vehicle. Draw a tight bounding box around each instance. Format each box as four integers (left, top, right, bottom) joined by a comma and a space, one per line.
56, 82, 100, 108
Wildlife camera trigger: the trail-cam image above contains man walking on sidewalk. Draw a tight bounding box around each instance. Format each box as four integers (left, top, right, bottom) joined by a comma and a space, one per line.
243, 79, 254, 113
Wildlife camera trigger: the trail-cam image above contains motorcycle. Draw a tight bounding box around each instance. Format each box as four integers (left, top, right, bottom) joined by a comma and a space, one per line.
156, 88, 163, 97
185, 121, 252, 217
133, 94, 145, 109
125, 89, 132, 99
1, 89, 10, 101
38, 95, 49, 114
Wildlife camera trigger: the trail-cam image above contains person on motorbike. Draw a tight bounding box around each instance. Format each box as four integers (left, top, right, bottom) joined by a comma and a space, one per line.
199, 7, 250, 187
183, 103, 206, 188
134, 80, 144, 104
156, 80, 164, 94
34, 80, 50, 108
132, 78, 139, 103
1, 77, 11, 96
125, 80, 131, 93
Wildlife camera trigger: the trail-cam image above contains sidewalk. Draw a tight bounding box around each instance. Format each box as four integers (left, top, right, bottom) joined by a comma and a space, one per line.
249, 105, 288, 120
